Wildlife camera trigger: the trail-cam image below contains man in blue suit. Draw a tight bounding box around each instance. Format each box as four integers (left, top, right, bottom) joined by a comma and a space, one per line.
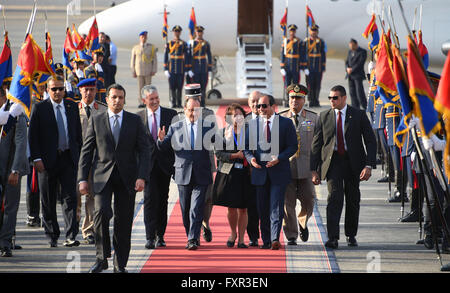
244, 94, 298, 250
157, 91, 216, 250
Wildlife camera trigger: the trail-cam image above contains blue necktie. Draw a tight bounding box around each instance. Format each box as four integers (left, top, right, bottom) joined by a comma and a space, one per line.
190, 122, 195, 150
56, 105, 68, 151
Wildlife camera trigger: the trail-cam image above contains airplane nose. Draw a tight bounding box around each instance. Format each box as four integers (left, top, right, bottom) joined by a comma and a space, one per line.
442, 40, 450, 56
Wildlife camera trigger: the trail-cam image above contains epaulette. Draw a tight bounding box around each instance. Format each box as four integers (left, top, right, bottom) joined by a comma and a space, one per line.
278, 109, 289, 115
304, 108, 317, 115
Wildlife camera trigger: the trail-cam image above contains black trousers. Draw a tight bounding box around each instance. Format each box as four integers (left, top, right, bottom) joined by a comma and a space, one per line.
143, 163, 171, 241
348, 78, 367, 110
26, 164, 40, 219
38, 151, 78, 241
326, 152, 361, 240
246, 184, 260, 242
169, 74, 184, 107
376, 129, 395, 179
306, 72, 322, 106
94, 167, 136, 269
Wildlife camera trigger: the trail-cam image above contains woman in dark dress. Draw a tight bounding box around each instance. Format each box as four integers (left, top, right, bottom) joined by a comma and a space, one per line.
212, 104, 251, 248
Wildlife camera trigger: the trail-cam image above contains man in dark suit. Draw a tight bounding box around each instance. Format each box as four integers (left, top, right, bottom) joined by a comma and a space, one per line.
345, 39, 367, 110
243, 94, 298, 250
157, 95, 216, 250
137, 85, 177, 249
311, 85, 376, 249
28, 75, 82, 248
78, 84, 152, 273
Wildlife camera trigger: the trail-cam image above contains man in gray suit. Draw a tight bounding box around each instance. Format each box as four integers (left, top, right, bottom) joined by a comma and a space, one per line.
0, 89, 29, 257
78, 84, 152, 273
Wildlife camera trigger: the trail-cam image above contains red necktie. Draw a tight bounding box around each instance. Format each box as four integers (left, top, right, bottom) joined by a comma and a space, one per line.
337, 111, 345, 155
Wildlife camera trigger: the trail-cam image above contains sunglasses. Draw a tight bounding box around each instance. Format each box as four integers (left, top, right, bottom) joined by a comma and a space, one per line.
328, 95, 340, 100
256, 104, 268, 109
50, 87, 65, 92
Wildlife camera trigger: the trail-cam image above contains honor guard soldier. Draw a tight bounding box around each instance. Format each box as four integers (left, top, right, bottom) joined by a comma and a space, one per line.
84, 47, 106, 103
190, 26, 212, 107
280, 84, 317, 245
66, 52, 91, 102
164, 25, 191, 108
301, 24, 326, 107
281, 24, 303, 106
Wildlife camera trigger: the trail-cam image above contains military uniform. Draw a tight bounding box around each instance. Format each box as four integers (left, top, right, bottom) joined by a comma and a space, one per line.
301, 25, 326, 107
190, 26, 212, 107
366, 71, 377, 126
281, 25, 302, 91
385, 102, 402, 197
84, 65, 106, 103
130, 31, 158, 106
281, 84, 317, 243
164, 25, 191, 108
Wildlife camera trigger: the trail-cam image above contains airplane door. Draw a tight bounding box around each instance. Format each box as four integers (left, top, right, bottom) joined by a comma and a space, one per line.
238, 0, 273, 35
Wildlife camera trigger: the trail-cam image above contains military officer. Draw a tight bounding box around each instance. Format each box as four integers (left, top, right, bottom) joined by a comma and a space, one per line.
281, 24, 303, 106
280, 84, 317, 245
301, 24, 326, 107
66, 52, 91, 102
190, 26, 212, 107
131, 31, 158, 108
84, 47, 106, 103
76, 78, 107, 244
164, 25, 192, 108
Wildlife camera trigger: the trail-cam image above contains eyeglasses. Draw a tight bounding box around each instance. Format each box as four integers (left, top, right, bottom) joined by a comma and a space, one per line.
256, 104, 268, 109
50, 87, 65, 92
328, 95, 340, 100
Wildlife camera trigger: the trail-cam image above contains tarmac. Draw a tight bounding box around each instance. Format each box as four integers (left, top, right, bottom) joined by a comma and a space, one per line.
0, 2, 448, 274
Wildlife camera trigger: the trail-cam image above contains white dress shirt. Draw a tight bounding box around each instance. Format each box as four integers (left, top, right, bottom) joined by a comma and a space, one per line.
334, 104, 348, 151
147, 106, 161, 136
261, 113, 275, 131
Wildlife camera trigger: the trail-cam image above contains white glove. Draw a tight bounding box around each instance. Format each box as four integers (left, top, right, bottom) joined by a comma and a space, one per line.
280, 69, 286, 77
75, 69, 84, 79
208, 71, 212, 80
0, 109, 9, 125
408, 117, 419, 129
410, 151, 416, 163
368, 61, 374, 73
431, 135, 446, 151
164, 70, 170, 78
65, 80, 73, 92
94, 63, 103, 73
304, 68, 310, 76
9, 103, 24, 118
422, 136, 434, 151
188, 70, 194, 78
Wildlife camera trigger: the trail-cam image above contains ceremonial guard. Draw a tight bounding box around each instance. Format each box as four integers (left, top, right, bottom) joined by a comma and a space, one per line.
164, 25, 191, 108
66, 52, 91, 102
373, 92, 393, 183
280, 24, 302, 105
301, 24, 326, 107
84, 47, 106, 103
280, 84, 317, 245
190, 26, 212, 107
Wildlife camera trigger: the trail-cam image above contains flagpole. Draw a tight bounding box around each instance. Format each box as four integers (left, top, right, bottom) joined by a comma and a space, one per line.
412, 7, 417, 34
1, 5, 6, 35
419, 4, 423, 32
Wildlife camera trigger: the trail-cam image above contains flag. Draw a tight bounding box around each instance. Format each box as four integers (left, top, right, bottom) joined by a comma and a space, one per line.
406, 35, 440, 137
34, 31, 56, 87
417, 30, 429, 70
280, 7, 287, 38
162, 7, 168, 42
84, 17, 100, 53
434, 50, 450, 177
62, 28, 75, 70
71, 23, 86, 50
375, 31, 397, 105
7, 34, 51, 117
188, 7, 197, 40
362, 14, 380, 51
306, 5, 315, 28
0, 32, 13, 87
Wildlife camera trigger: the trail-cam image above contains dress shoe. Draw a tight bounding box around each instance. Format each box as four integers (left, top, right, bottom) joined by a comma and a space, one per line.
49, 239, 58, 248
226, 238, 236, 248
260, 243, 271, 249
84, 235, 95, 245
11, 244, 22, 250
377, 176, 389, 183
287, 239, 297, 246
25, 216, 41, 227
399, 211, 420, 222
145, 240, 155, 249
89, 259, 108, 273
388, 195, 401, 203
325, 239, 338, 249
156, 237, 166, 247
249, 240, 259, 247
299, 225, 309, 242
202, 224, 212, 242
1, 247, 12, 257
237, 243, 248, 248
346, 236, 358, 247
63, 239, 80, 247
271, 240, 281, 250
441, 263, 450, 271
424, 235, 434, 249
113, 266, 128, 273
187, 240, 198, 250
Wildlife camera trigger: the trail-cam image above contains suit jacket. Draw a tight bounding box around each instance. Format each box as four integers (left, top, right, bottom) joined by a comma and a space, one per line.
28, 98, 82, 170
77, 110, 152, 194
345, 47, 367, 80
243, 114, 298, 186
0, 113, 29, 180
310, 105, 376, 180
157, 117, 216, 186
137, 106, 178, 176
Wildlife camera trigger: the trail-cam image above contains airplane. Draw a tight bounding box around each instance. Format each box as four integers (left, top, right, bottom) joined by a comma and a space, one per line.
78, 0, 450, 98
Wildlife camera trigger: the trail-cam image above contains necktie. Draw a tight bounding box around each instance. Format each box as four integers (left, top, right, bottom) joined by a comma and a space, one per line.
190, 122, 195, 150
85, 105, 91, 119
151, 112, 157, 142
337, 111, 345, 155
266, 120, 271, 143
293, 114, 299, 127
56, 105, 68, 151
112, 114, 120, 146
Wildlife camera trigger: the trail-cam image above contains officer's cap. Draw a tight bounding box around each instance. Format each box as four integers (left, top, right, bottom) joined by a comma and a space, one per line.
184, 83, 201, 97
172, 25, 182, 32
77, 78, 97, 88
288, 24, 298, 31
139, 31, 148, 36
310, 24, 319, 31
92, 46, 104, 56
287, 84, 308, 98
196, 26, 205, 32
54, 63, 64, 74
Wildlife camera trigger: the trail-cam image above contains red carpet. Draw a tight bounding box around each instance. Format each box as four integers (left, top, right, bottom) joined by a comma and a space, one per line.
140, 202, 287, 273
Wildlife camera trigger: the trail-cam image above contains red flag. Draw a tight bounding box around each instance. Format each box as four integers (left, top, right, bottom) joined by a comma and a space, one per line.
375, 32, 396, 96
434, 51, 450, 177
280, 8, 287, 37
162, 7, 168, 41
85, 17, 100, 52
